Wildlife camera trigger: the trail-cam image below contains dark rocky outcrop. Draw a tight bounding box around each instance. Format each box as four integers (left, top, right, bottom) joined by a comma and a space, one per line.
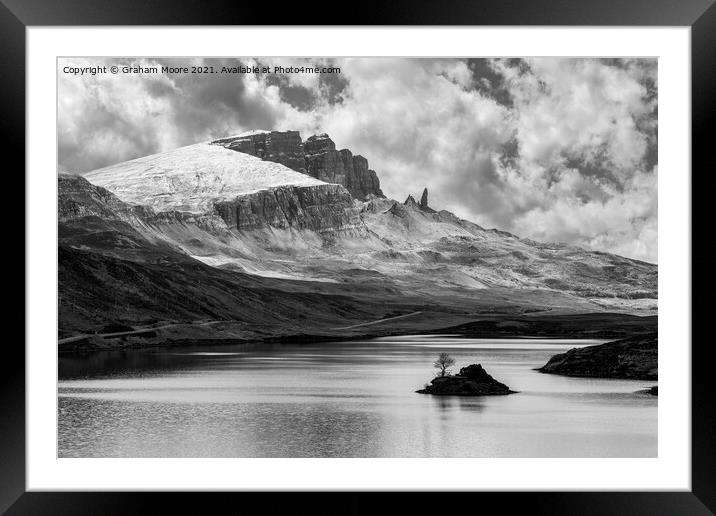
637, 385, 658, 396
404, 195, 419, 209
58, 173, 151, 222
213, 184, 366, 235
213, 130, 307, 173
345, 153, 382, 201
212, 131, 384, 200
304, 134, 383, 200
404, 188, 435, 213
304, 134, 347, 186
537, 333, 657, 380
420, 188, 429, 209
416, 364, 516, 396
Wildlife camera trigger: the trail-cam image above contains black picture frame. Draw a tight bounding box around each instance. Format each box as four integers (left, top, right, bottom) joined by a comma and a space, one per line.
4, 0, 711, 513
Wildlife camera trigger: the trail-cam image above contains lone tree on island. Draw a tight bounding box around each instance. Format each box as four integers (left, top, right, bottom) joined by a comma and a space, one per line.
434, 352, 455, 377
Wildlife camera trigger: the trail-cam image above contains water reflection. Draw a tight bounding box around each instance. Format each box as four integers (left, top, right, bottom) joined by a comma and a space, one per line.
430, 395, 487, 413
58, 336, 657, 458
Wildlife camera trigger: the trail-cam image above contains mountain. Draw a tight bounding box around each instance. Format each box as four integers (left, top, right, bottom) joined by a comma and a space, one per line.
58, 132, 657, 348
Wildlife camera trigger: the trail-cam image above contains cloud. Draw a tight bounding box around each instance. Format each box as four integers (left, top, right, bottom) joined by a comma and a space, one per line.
58, 57, 285, 172
58, 57, 657, 262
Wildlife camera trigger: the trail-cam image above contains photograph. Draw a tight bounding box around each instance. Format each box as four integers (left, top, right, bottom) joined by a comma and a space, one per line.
56, 56, 658, 459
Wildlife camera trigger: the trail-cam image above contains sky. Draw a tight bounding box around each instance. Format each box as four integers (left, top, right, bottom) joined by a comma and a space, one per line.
58, 57, 658, 263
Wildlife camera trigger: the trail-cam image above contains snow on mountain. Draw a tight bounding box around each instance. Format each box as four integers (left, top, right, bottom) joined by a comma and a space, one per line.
234, 129, 270, 137
84, 143, 326, 213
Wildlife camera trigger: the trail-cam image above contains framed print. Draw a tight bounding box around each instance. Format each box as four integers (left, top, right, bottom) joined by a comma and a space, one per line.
6, 0, 712, 513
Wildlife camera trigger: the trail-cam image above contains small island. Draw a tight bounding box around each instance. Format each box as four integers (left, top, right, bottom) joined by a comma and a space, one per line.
417, 354, 516, 396
536, 333, 657, 380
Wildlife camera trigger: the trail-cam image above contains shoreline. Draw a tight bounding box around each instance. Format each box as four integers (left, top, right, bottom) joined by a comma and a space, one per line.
57, 328, 646, 355
58, 311, 657, 355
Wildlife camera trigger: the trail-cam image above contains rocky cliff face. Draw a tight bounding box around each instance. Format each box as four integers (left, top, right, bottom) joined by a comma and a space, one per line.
213, 130, 307, 173
214, 184, 365, 235
212, 131, 384, 200
345, 153, 382, 200
304, 134, 346, 185
58, 173, 150, 222
59, 173, 231, 233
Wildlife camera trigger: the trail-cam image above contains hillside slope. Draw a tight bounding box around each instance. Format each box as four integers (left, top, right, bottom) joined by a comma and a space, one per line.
58, 135, 657, 343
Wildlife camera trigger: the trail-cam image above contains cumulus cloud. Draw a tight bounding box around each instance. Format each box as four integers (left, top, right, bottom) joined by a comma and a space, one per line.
58, 57, 286, 172
58, 57, 657, 262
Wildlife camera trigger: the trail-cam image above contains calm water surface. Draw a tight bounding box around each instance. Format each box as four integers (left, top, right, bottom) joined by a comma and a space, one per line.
58, 336, 657, 457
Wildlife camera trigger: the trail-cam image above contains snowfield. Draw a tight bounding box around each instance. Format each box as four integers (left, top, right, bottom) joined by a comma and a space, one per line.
85, 143, 326, 213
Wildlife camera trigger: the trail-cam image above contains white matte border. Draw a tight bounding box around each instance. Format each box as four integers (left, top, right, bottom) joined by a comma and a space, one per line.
27, 26, 690, 491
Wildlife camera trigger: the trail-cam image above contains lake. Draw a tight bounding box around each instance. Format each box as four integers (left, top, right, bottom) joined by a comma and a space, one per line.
58, 335, 657, 457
